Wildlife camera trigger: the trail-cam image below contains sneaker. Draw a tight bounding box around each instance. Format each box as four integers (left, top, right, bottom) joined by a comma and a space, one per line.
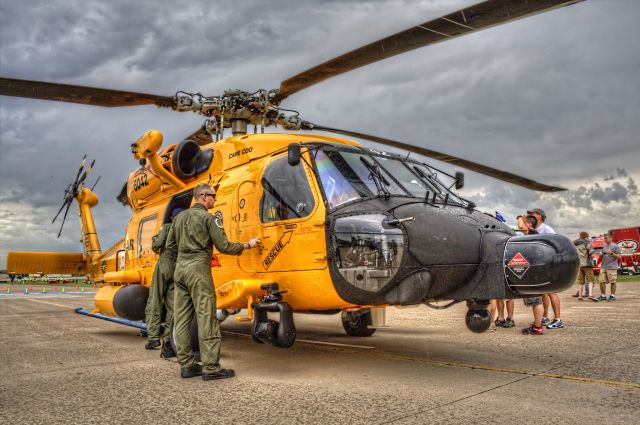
598, 295, 607, 301
145, 339, 160, 350
608, 295, 616, 301
546, 318, 564, 329
571, 292, 580, 298
541, 317, 551, 326
180, 364, 203, 378
202, 368, 235, 381
522, 325, 544, 335
588, 296, 599, 302
503, 318, 515, 328
494, 318, 505, 327
160, 341, 176, 359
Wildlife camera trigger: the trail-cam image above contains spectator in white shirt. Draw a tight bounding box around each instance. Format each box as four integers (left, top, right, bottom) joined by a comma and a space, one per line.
527, 208, 555, 234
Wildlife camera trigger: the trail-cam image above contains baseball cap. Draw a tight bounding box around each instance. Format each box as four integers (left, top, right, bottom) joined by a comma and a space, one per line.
527, 208, 546, 220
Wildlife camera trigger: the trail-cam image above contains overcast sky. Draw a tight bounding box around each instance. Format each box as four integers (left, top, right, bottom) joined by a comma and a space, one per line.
1, 0, 639, 269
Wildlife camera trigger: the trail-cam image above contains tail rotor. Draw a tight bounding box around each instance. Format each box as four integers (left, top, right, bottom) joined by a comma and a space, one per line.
52, 155, 96, 238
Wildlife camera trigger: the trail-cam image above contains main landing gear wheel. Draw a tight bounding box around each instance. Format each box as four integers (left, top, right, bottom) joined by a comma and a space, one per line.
465, 300, 492, 333
341, 309, 376, 337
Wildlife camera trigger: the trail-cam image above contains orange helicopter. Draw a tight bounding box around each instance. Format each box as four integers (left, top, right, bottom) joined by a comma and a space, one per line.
2, 0, 583, 347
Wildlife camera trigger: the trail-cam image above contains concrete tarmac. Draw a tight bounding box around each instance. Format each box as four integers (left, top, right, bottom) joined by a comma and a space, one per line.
1, 283, 639, 424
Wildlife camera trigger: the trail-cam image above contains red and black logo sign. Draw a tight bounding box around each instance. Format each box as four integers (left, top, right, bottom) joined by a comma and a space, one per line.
507, 252, 529, 279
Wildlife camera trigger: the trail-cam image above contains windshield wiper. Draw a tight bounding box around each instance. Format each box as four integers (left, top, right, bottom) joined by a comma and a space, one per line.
360, 156, 391, 200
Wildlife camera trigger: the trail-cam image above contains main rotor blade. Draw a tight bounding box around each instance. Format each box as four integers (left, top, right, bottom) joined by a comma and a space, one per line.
0, 77, 174, 108
308, 123, 566, 192
279, 0, 583, 99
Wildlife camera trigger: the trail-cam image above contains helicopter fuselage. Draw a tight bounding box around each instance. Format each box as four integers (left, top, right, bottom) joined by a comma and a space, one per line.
112, 132, 578, 314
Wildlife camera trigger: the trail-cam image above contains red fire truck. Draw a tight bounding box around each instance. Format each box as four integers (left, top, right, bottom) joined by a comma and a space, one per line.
611, 226, 640, 275
592, 227, 640, 275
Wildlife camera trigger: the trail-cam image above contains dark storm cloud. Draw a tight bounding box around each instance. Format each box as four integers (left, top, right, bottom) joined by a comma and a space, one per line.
1, 0, 640, 268
561, 176, 637, 211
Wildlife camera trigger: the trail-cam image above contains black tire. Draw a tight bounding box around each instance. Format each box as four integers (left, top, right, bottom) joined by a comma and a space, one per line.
341, 310, 376, 337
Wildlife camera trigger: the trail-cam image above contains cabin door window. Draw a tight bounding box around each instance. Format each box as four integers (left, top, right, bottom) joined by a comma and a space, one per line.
137, 215, 158, 258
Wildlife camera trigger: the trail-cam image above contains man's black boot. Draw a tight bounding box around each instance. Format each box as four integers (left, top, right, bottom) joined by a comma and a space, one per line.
180, 364, 202, 378
202, 368, 235, 381
145, 339, 160, 350
160, 341, 176, 359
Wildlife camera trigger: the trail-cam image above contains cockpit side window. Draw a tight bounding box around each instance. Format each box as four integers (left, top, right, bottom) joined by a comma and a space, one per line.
260, 155, 316, 223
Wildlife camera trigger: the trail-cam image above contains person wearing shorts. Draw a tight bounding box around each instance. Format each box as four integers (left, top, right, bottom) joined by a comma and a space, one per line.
599, 233, 622, 301
522, 296, 544, 335
573, 232, 597, 301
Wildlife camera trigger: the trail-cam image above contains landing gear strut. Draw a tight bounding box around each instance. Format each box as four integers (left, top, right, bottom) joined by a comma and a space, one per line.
251, 283, 296, 348
465, 300, 491, 333
342, 309, 376, 337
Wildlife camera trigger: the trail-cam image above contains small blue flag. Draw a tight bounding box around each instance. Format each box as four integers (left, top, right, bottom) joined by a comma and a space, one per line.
495, 211, 506, 222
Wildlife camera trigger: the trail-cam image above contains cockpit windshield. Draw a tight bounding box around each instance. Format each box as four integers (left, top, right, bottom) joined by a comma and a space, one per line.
312, 146, 467, 209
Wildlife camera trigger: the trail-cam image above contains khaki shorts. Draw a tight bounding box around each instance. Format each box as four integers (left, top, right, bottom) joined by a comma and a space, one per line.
577, 266, 595, 284
599, 269, 617, 285
523, 296, 543, 306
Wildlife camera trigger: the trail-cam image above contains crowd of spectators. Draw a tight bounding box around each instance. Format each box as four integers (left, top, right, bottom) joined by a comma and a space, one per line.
490, 208, 623, 336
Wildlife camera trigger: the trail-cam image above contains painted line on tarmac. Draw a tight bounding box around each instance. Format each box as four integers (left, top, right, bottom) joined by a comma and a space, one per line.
0, 292, 92, 298
307, 344, 640, 390
222, 330, 375, 349
25, 298, 74, 309
296, 339, 375, 349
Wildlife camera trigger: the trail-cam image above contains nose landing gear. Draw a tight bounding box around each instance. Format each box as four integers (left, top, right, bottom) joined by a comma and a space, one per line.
465, 300, 491, 333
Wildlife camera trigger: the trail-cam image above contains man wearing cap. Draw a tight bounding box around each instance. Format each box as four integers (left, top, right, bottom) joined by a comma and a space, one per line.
527, 208, 555, 234
527, 208, 564, 330
144, 208, 183, 357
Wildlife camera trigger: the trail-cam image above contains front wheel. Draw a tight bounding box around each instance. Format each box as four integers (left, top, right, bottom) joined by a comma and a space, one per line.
342, 309, 376, 337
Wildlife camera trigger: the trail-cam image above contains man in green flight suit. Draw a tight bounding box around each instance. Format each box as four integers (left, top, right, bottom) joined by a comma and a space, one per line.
166, 183, 260, 380
144, 208, 183, 358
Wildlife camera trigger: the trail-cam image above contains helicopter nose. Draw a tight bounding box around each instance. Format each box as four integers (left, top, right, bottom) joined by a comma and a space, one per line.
504, 234, 580, 295
387, 203, 578, 301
